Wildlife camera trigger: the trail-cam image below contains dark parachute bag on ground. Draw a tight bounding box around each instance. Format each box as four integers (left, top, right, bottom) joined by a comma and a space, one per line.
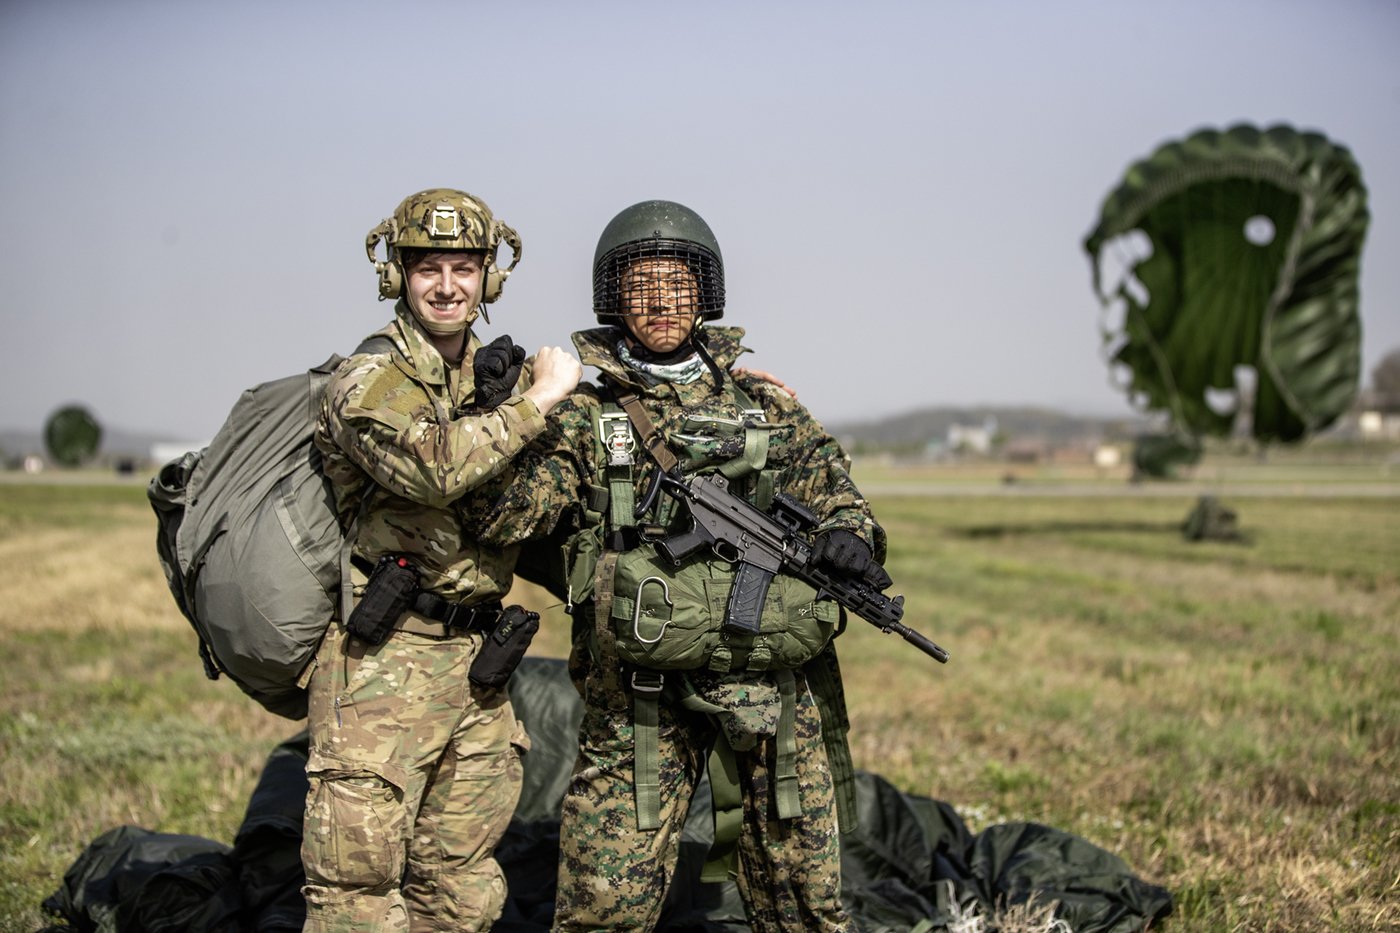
147, 337, 390, 719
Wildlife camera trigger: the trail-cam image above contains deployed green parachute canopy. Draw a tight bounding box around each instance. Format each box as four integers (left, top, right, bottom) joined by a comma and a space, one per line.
1085, 124, 1369, 444
44, 404, 102, 467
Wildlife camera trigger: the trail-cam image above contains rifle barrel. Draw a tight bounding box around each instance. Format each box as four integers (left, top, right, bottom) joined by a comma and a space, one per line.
887, 620, 950, 663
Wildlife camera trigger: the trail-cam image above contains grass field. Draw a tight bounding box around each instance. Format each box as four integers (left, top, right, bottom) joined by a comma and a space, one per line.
0, 474, 1396, 931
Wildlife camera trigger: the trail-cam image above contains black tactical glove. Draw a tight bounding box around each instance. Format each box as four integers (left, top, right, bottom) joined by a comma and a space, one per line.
472, 334, 527, 410
811, 529, 893, 590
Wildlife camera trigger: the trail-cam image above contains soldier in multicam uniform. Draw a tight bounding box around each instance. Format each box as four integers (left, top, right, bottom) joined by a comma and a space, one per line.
476, 201, 891, 931
303, 188, 582, 932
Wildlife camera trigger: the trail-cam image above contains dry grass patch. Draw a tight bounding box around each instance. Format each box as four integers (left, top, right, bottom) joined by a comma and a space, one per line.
2, 482, 1397, 931
0, 524, 185, 633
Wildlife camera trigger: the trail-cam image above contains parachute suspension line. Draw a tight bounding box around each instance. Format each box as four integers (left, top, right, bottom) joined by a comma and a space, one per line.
1100, 228, 1155, 408
1258, 184, 1317, 433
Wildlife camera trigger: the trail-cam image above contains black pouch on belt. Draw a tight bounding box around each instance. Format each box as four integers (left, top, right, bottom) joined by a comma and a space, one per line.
469, 605, 540, 689
346, 555, 419, 645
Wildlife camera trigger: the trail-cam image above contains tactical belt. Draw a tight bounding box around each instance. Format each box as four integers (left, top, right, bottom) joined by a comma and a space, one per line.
394, 595, 503, 638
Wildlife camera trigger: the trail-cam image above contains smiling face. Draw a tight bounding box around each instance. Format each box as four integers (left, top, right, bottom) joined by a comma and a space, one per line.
619, 257, 700, 354
403, 249, 485, 336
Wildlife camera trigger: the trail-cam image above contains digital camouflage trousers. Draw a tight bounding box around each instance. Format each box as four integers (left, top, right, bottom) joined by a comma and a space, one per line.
302, 622, 527, 933
553, 667, 852, 932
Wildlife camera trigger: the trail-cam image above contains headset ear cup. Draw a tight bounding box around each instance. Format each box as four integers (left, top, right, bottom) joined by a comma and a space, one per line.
378, 262, 403, 300
482, 265, 504, 304
481, 221, 521, 305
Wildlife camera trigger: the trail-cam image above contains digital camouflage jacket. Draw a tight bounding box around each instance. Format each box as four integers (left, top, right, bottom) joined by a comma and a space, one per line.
314, 300, 546, 601
477, 325, 883, 561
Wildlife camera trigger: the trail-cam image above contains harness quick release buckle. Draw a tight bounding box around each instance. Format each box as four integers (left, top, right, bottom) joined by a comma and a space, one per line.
601, 411, 636, 466
631, 671, 664, 695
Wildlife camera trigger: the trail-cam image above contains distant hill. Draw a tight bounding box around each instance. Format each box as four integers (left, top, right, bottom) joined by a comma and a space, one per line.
830, 405, 1156, 452
2, 406, 1155, 467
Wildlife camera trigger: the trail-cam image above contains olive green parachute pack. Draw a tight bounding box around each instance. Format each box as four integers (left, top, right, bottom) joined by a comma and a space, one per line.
148, 337, 391, 720
583, 389, 840, 677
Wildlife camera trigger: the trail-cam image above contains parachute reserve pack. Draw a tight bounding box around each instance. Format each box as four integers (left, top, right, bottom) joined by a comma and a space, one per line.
577, 386, 842, 677
148, 337, 390, 719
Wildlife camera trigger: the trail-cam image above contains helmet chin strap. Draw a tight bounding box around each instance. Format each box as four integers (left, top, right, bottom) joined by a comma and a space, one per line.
407, 294, 481, 336
690, 328, 727, 392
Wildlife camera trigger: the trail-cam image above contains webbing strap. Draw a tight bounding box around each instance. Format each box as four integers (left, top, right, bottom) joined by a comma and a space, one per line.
599, 406, 636, 529
716, 383, 771, 481
592, 552, 624, 703
608, 469, 635, 529
804, 648, 858, 833
614, 391, 680, 474
583, 483, 609, 518
632, 671, 664, 831
755, 470, 776, 511
774, 669, 802, 821
337, 482, 377, 625
717, 424, 771, 480
701, 738, 744, 882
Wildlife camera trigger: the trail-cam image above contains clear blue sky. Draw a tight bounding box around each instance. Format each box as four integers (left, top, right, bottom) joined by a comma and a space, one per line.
2, 0, 1396, 439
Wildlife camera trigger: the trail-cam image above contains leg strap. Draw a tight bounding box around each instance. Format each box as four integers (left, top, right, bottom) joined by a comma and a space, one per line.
699, 671, 803, 882
700, 737, 744, 882
805, 647, 859, 833
631, 670, 664, 831
774, 669, 803, 822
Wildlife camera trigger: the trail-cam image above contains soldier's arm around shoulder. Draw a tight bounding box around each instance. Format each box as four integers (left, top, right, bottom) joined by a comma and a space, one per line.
738, 374, 886, 562
471, 387, 601, 546
318, 352, 549, 509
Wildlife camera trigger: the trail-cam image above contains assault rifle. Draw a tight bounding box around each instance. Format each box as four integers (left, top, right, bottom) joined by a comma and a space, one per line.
653, 472, 949, 664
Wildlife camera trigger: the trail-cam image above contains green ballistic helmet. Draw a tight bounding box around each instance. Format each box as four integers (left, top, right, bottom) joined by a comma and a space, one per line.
364, 188, 522, 305
592, 200, 725, 323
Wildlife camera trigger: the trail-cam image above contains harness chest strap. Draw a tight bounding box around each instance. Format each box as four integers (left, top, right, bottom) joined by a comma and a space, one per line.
600, 411, 636, 531
612, 383, 775, 514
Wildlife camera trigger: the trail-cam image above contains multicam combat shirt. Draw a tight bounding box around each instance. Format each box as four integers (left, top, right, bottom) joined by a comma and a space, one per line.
315, 301, 546, 602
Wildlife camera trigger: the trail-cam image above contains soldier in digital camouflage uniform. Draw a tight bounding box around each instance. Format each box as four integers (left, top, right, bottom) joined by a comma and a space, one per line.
304, 188, 581, 933
476, 201, 890, 932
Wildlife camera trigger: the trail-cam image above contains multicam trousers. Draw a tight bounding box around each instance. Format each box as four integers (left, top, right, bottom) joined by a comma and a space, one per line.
302, 622, 527, 933
553, 668, 852, 932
